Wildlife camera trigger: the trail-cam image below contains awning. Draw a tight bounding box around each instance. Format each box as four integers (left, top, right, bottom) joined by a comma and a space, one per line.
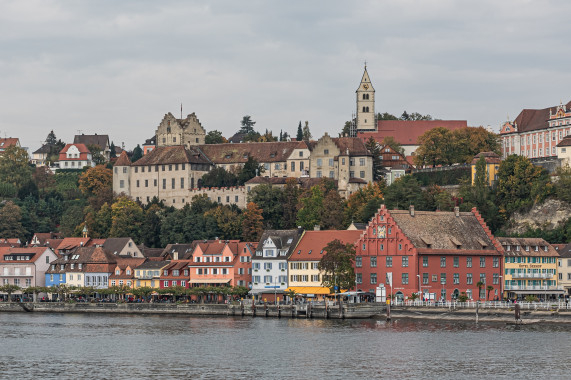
511, 290, 566, 295
190, 279, 231, 284
285, 286, 333, 295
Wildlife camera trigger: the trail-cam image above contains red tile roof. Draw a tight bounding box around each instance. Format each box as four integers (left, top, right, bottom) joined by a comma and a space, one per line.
360, 120, 467, 146
114, 151, 131, 166
507, 101, 571, 134
471, 151, 501, 165
0, 247, 52, 263
0, 138, 20, 149
289, 230, 362, 261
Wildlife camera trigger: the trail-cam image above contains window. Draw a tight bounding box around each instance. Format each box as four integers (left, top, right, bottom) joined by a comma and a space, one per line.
480, 257, 486, 268
422, 273, 429, 285
480, 273, 486, 284
493, 273, 499, 285
453, 273, 459, 284
467, 273, 473, 285
402, 273, 409, 285
440, 273, 446, 285
370, 273, 377, 284
356, 273, 362, 284
402, 256, 408, 267
264, 262, 272, 270
453, 257, 459, 268
386, 256, 392, 267
423, 256, 428, 267
162, 179, 166, 189
328, 158, 334, 167
493, 257, 499, 268
440, 257, 446, 267
356, 256, 362, 267
466, 257, 472, 268
360, 171, 365, 178
291, 162, 295, 172
370, 256, 377, 268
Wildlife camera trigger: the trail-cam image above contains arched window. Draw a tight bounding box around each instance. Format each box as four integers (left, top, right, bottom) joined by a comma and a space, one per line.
363, 94, 369, 100
363, 106, 369, 112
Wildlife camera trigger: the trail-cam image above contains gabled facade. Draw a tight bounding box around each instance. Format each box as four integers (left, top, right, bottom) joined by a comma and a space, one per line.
156, 112, 206, 148
287, 230, 361, 299
58, 143, 95, 169
355, 205, 504, 301
102, 237, 143, 258
189, 240, 237, 287
0, 138, 21, 154
251, 229, 304, 300
30, 232, 63, 247
133, 260, 170, 289
0, 247, 57, 291
73, 134, 111, 161
159, 260, 191, 288
109, 258, 146, 288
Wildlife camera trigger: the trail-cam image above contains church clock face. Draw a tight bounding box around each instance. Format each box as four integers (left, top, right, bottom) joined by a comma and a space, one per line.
363, 84, 369, 90
378, 225, 386, 238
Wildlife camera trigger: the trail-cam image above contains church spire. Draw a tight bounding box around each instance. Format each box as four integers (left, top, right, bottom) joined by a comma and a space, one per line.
356, 65, 375, 132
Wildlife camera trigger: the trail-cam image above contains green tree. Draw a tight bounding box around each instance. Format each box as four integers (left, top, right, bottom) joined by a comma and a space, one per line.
200, 167, 238, 188
302, 121, 312, 141
204, 205, 243, 240
486, 285, 494, 301
205, 130, 227, 144
296, 121, 303, 141
384, 175, 425, 210
92, 202, 112, 238
110, 142, 117, 158
131, 145, 143, 162
237, 156, 264, 185
110, 197, 144, 242
0, 146, 33, 189
476, 281, 484, 300
414, 127, 454, 167
45, 130, 58, 145
555, 165, 571, 203
451, 127, 500, 164
33, 166, 56, 194
248, 184, 284, 229
344, 182, 385, 224
406, 111, 433, 121
377, 112, 398, 120
241, 202, 264, 242
282, 178, 301, 229
318, 239, 356, 292
321, 190, 345, 230
341, 121, 352, 137
365, 137, 384, 181
0, 201, 26, 240
87, 144, 106, 166
239, 115, 256, 134
0, 284, 21, 302
59, 202, 86, 237
296, 186, 325, 230
141, 204, 163, 248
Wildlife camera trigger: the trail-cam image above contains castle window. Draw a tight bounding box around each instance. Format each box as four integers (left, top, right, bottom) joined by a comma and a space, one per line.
123, 167, 127, 173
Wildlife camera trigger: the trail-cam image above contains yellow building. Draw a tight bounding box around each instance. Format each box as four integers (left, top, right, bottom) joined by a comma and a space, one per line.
498, 237, 563, 300
133, 261, 170, 289
471, 152, 501, 186
286, 230, 362, 300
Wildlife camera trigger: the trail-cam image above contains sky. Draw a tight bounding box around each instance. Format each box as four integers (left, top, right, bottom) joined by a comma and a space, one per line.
1, 0, 571, 152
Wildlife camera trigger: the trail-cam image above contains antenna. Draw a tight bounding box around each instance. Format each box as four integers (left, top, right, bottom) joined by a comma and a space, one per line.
181, 103, 183, 119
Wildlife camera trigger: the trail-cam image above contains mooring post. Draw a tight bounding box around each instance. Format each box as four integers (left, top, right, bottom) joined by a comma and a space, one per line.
515, 303, 521, 322
476, 301, 479, 323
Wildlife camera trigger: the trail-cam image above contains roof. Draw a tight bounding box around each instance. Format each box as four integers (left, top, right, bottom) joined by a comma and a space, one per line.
360, 120, 467, 146
138, 245, 164, 258
496, 237, 560, 257
557, 136, 571, 148
471, 151, 501, 165
114, 151, 131, 166
132, 145, 211, 166
507, 101, 571, 134
389, 209, 500, 254
135, 260, 171, 270
289, 230, 361, 261
0, 247, 53, 263
31, 232, 63, 246
102, 238, 134, 255
347, 222, 367, 231
199, 141, 309, 164
245, 176, 337, 189
56, 238, 91, 251
331, 137, 371, 156
255, 229, 304, 260
143, 136, 156, 146
33, 144, 54, 154
73, 134, 110, 150
0, 138, 20, 149
558, 243, 571, 258
47, 246, 118, 274
161, 243, 196, 260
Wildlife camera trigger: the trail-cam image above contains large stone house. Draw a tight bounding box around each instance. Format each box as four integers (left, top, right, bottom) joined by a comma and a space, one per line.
156, 112, 206, 148
113, 146, 213, 207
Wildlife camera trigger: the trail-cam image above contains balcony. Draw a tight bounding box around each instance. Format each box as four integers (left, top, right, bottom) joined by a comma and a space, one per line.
510, 273, 554, 279
504, 285, 563, 291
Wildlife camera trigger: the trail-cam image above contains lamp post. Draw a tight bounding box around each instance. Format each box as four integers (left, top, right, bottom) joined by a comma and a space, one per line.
499, 275, 503, 302
416, 274, 421, 303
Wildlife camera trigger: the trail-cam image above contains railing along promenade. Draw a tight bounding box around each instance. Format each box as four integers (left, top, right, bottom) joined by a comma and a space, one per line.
392, 300, 571, 310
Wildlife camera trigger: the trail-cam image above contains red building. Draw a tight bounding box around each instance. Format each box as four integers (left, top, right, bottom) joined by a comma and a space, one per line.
355, 205, 503, 301
159, 260, 192, 288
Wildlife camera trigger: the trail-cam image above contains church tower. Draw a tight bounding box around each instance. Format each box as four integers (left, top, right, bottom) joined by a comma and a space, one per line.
356, 65, 375, 132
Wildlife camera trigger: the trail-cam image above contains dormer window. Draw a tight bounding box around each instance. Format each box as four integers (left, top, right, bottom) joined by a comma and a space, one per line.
534, 246, 538, 252
308, 250, 312, 255
525, 246, 530, 252
70, 263, 75, 269
544, 246, 548, 252
116, 269, 120, 275
163, 270, 168, 276
78, 264, 82, 269
506, 245, 511, 251
126, 269, 131, 275
516, 246, 520, 251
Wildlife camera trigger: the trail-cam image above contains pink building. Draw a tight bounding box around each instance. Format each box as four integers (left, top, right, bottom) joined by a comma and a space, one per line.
0, 247, 58, 296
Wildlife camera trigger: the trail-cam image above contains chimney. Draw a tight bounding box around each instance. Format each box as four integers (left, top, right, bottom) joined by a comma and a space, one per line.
314, 225, 320, 231
454, 206, 460, 217
409, 205, 415, 217
297, 226, 303, 234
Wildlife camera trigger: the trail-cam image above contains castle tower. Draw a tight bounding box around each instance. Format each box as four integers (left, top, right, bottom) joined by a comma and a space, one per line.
112, 151, 131, 197
356, 65, 375, 132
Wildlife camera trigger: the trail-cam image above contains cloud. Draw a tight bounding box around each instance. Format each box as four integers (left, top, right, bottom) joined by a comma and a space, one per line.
1, 0, 570, 150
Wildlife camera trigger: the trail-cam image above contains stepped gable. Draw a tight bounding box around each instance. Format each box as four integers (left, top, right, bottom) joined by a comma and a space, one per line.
132, 145, 210, 166
496, 237, 559, 257
114, 151, 131, 166
199, 141, 308, 164
511, 101, 571, 133
389, 209, 498, 254
361, 120, 467, 146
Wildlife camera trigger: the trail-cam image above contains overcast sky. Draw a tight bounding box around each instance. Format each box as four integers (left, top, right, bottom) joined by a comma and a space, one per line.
1, 0, 570, 151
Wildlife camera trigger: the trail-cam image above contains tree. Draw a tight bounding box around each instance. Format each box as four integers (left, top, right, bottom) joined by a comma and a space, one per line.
110, 197, 144, 242
87, 144, 106, 166
344, 182, 385, 224
486, 285, 494, 301
555, 165, 571, 203
239, 115, 256, 134
237, 156, 264, 185
0, 146, 33, 189
302, 121, 312, 141
131, 145, 143, 162
204, 205, 242, 240
78, 165, 113, 210
377, 112, 398, 120
205, 130, 227, 144
321, 190, 345, 230
476, 281, 484, 300
365, 137, 384, 181
33, 166, 55, 194
318, 239, 356, 292
296, 121, 303, 141
248, 184, 284, 229
407, 112, 433, 121
0, 201, 26, 240
141, 204, 163, 248
282, 178, 301, 229
414, 127, 454, 167
451, 127, 500, 164
45, 130, 58, 145
241, 202, 264, 242
384, 175, 425, 210
200, 167, 238, 188
0, 284, 21, 303
110, 142, 117, 158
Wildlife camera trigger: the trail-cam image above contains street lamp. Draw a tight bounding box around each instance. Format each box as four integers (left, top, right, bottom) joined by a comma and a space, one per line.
416, 274, 421, 303
499, 275, 503, 302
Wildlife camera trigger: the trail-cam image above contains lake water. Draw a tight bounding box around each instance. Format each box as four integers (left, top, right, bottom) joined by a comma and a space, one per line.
1, 313, 570, 379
